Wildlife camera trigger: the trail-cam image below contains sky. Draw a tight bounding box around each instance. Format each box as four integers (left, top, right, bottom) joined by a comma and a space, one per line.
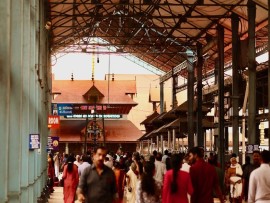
51, 53, 162, 80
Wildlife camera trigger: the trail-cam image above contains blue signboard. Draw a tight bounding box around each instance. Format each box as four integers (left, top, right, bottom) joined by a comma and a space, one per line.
52, 103, 73, 116
29, 134, 40, 150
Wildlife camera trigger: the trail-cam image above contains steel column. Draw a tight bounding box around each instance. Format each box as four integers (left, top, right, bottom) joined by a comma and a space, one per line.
160, 82, 164, 113
196, 43, 203, 147
156, 136, 159, 152
187, 49, 195, 149
172, 129, 176, 151
225, 127, 229, 152
172, 68, 178, 108
84, 106, 90, 154
161, 135, 164, 154
217, 25, 225, 172
65, 143, 69, 154
150, 138, 153, 153
167, 130, 171, 151
247, 0, 257, 145
147, 139, 150, 154
102, 104, 106, 146
231, 13, 240, 154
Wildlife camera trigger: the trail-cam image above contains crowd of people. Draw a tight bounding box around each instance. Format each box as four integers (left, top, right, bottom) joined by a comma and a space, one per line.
47, 146, 270, 203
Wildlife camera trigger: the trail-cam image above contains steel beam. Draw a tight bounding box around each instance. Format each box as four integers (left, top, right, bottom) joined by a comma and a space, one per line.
49, 2, 247, 6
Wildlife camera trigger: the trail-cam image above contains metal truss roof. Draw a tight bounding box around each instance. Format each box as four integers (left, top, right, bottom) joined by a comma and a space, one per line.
47, 0, 268, 77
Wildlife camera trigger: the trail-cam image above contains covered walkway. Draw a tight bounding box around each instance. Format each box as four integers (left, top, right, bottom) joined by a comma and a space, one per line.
0, 0, 269, 202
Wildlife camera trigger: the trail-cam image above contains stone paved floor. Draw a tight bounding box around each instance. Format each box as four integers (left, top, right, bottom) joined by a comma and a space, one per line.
48, 187, 64, 203
48, 187, 240, 203
48, 187, 81, 203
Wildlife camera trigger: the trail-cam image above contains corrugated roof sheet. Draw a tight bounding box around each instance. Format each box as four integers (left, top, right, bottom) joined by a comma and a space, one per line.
48, 0, 269, 75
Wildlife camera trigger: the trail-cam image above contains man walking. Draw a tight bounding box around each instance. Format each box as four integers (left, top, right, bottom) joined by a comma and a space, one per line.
154, 152, 166, 183
242, 150, 261, 201
188, 147, 224, 203
77, 146, 117, 203
248, 150, 270, 203
78, 155, 91, 177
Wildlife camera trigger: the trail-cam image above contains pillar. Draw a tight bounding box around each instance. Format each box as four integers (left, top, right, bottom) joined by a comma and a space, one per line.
160, 82, 164, 114
181, 138, 184, 152
225, 127, 229, 152
34, 0, 42, 199
187, 49, 195, 149
160, 135, 164, 154
0, 1, 11, 201
217, 25, 225, 172
38, 0, 48, 194
172, 69, 178, 108
28, 0, 38, 200
247, 0, 257, 144
167, 130, 171, 151
147, 139, 150, 154
232, 13, 240, 154
21, 0, 31, 201
204, 131, 206, 150
197, 43, 204, 147
156, 136, 159, 152
150, 138, 153, 153
172, 129, 176, 151
8, 0, 23, 202
40, 0, 50, 191
1, 0, 49, 201
65, 143, 69, 154
210, 129, 213, 151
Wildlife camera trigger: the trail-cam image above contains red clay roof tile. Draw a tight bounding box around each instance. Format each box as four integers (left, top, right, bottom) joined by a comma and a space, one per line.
52, 80, 137, 105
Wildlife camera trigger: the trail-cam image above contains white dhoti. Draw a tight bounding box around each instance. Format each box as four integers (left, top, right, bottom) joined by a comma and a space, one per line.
230, 176, 242, 198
